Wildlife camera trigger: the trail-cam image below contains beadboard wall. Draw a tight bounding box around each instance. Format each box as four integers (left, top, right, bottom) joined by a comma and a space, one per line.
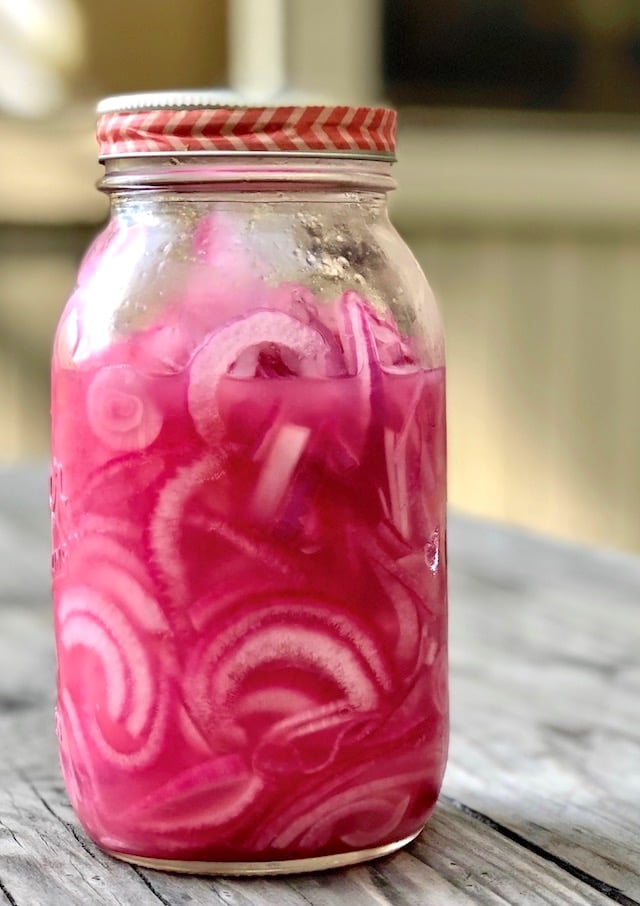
410, 230, 640, 553
1, 117, 639, 552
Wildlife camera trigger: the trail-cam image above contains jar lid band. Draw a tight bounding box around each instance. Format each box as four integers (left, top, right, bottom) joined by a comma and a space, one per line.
96, 97, 397, 161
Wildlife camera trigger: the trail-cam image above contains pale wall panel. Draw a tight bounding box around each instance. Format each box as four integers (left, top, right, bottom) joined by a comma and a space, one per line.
611, 241, 640, 551
411, 230, 640, 553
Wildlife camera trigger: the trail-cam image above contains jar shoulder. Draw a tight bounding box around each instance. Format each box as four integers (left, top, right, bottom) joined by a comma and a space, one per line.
55, 202, 444, 370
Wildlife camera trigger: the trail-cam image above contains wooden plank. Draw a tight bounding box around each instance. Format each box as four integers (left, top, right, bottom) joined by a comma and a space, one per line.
410, 800, 620, 906
445, 516, 640, 901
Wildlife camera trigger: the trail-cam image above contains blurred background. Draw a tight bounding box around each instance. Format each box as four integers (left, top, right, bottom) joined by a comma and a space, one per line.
1, 0, 639, 552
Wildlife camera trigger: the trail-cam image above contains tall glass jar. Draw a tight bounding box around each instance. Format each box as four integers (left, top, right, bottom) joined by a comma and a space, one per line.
51, 95, 448, 875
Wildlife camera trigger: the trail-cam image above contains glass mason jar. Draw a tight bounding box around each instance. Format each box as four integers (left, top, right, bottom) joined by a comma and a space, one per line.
51, 95, 448, 875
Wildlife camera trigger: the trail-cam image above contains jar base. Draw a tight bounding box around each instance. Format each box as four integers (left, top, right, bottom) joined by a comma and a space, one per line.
105, 829, 422, 876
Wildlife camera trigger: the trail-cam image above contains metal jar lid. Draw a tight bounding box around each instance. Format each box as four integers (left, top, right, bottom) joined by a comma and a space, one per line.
96, 91, 397, 162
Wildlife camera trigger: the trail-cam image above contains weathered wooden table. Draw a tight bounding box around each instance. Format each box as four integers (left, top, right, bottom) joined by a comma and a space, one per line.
1, 466, 638, 906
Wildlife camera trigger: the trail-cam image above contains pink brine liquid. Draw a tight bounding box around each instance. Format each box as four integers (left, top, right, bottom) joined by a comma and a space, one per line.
51, 229, 447, 867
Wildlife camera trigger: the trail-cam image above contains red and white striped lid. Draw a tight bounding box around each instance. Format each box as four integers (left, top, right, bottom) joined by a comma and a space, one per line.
96, 91, 397, 161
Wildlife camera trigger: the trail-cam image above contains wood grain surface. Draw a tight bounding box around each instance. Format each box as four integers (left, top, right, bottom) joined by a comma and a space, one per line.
0, 466, 638, 905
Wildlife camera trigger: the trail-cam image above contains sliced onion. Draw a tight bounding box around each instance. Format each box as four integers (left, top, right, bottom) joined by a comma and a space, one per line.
59, 611, 128, 724
58, 587, 153, 734
87, 365, 162, 451
90, 563, 169, 636
353, 526, 425, 607
57, 689, 104, 835
235, 685, 321, 723
396, 536, 446, 611
59, 529, 169, 635
371, 560, 422, 672
54, 270, 448, 854
54, 304, 80, 370
76, 454, 165, 537
365, 304, 418, 371
79, 513, 140, 542
190, 515, 302, 579
338, 292, 375, 374
57, 586, 168, 768
336, 292, 382, 472
257, 755, 431, 852
432, 647, 448, 716
148, 454, 301, 609
372, 663, 445, 751
253, 701, 376, 776
251, 423, 310, 522
186, 597, 392, 746
148, 454, 225, 605
177, 705, 216, 756
384, 426, 410, 540
130, 319, 196, 375
302, 793, 412, 850
188, 310, 332, 444
129, 755, 263, 835
188, 577, 300, 633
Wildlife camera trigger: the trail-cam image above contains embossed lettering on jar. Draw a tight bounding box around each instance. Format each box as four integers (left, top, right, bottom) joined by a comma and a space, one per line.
50, 94, 448, 875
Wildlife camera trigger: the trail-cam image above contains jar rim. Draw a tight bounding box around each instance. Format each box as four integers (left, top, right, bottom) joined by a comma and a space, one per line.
98, 153, 396, 194
99, 149, 396, 164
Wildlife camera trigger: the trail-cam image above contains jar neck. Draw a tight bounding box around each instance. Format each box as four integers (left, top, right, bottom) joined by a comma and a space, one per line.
99, 155, 396, 200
